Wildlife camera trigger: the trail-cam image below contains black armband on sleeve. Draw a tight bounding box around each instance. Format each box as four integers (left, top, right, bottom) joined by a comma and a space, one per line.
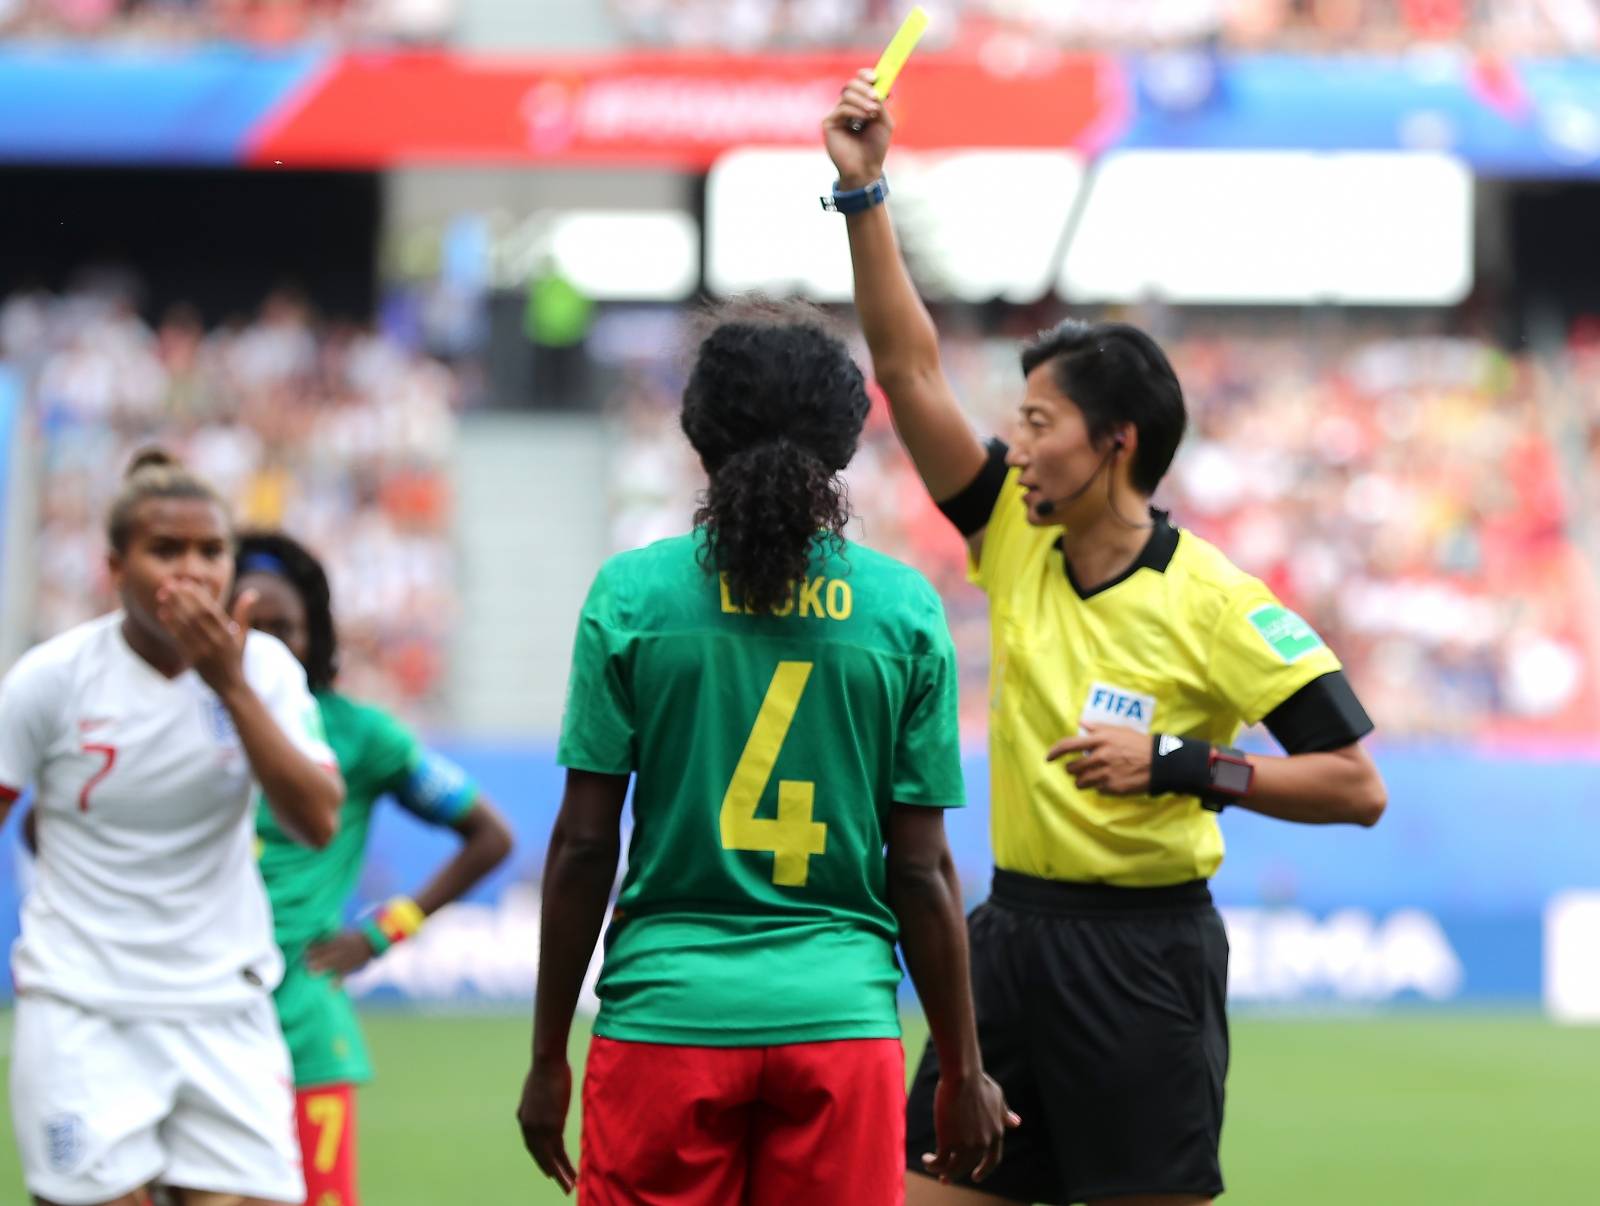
935, 438, 1010, 537
1262, 670, 1375, 755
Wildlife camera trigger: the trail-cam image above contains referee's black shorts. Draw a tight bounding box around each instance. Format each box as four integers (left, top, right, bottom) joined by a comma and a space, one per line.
906, 869, 1229, 1204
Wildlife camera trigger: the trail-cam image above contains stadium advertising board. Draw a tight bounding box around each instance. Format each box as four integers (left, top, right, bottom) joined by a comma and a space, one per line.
3, 744, 1591, 1012
339, 899, 1533, 1011
7, 49, 1600, 174
246, 50, 1111, 168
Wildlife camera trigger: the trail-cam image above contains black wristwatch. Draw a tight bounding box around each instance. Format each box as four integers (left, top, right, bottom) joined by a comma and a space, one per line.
1150, 734, 1254, 812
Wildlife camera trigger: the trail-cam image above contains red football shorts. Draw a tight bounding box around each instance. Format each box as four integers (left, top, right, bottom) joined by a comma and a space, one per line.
580, 1035, 905, 1206
295, 1083, 359, 1206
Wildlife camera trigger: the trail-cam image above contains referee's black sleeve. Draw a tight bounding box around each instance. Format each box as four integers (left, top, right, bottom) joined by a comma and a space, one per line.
1262, 670, 1375, 754
935, 438, 1010, 537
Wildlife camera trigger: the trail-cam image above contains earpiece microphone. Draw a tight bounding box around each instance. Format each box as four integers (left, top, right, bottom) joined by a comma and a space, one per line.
1034, 437, 1125, 519
1035, 495, 1068, 518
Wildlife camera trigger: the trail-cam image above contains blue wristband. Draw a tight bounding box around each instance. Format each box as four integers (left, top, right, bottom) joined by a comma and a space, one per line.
821, 176, 890, 215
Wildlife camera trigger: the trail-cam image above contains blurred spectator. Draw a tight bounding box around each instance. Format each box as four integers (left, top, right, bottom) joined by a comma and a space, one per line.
2, 283, 461, 722
598, 313, 1600, 742
0, 0, 455, 45
11, 279, 1600, 741
601, 0, 1600, 53
603, 0, 959, 49
6, 0, 1594, 54
969, 0, 1600, 52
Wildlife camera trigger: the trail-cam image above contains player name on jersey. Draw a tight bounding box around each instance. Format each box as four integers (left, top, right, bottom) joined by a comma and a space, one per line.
718, 573, 853, 620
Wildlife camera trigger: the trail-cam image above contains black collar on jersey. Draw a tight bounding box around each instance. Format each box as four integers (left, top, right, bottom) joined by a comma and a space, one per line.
1054, 509, 1179, 601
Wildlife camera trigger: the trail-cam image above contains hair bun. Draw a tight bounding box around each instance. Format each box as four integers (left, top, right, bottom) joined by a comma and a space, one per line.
126, 446, 180, 478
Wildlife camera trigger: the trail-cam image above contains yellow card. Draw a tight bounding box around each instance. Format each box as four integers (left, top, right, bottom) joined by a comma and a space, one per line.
872, 6, 930, 99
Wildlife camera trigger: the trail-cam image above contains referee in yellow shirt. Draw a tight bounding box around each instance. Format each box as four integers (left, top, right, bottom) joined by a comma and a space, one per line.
824, 73, 1388, 1206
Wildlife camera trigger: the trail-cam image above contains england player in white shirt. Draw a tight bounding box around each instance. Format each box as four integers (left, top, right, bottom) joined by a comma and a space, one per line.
1, 450, 344, 1206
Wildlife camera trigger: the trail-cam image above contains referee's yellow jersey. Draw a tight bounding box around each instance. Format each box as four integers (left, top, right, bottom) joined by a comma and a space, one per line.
974, 466, 1344, 886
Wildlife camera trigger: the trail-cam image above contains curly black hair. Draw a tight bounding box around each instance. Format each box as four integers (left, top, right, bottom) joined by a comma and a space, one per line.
233, 530, 339, 692
680, 298, 871, 614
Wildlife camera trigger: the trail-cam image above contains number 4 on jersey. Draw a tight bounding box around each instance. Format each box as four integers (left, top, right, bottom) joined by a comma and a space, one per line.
720, 661, 827, 887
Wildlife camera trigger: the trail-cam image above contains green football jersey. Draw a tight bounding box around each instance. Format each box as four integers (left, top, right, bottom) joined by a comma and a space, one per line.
258, 690, 478, 1086
559, 532, 964, 1047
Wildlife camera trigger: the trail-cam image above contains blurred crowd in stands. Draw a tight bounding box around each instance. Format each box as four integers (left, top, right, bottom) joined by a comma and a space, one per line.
1163, 323, 1595, 743
9, 0, 1597, 53
609, 0, 1600, 53
0, 285, 460, 720
606, 313, 1600, 742
1567, 317, 1600, 511
604, 0, 948, 49
0, 0, 454, 45
5, 281, 1597, 742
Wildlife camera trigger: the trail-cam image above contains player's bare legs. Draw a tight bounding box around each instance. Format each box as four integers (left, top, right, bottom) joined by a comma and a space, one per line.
34, 1180, 301, 1204
905, 1174, 1017, 1205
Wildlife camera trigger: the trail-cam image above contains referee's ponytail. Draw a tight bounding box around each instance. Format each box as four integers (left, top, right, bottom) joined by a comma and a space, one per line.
681, 298, 870, 615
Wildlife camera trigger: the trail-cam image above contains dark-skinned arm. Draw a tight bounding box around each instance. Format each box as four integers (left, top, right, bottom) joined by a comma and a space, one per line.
411, 799, 515, 915
220, 677, 343, 847
306, 797, 516, 978
517, 769, 630, 1195
887, 804, 1016, 1185
159, 581, 343, 848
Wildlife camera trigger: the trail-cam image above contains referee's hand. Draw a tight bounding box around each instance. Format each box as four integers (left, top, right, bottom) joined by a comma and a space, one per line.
1047, 723, 1153, 796
923, 1070, 1020, 1184
822, 68, 893, 187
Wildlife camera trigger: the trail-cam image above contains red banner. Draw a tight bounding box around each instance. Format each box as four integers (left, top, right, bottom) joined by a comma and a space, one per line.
247, 50, 1121, 169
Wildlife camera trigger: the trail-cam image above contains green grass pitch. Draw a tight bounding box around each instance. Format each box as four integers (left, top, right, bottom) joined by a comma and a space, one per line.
3, 1011, 1597, 1203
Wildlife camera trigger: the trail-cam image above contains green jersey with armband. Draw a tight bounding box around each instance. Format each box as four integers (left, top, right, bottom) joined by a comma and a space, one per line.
559, 532, 965, 1047
258, 690, 479, 1087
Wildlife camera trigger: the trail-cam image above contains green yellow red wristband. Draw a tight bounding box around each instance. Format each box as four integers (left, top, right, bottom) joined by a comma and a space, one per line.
360, 918, 391, 956
377, 896, 426, 945
363, 896, 425, 956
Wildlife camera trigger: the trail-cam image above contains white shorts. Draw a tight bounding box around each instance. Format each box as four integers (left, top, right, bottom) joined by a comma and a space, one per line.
8, 992, 305, 1205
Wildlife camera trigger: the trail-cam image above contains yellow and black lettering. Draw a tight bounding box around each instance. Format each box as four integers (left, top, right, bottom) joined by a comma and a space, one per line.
797, 577, 826, 618
826, 579, 853, 620
720, 661, 828, 885
717, 573, 854, 622
718, 574, 755, 615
